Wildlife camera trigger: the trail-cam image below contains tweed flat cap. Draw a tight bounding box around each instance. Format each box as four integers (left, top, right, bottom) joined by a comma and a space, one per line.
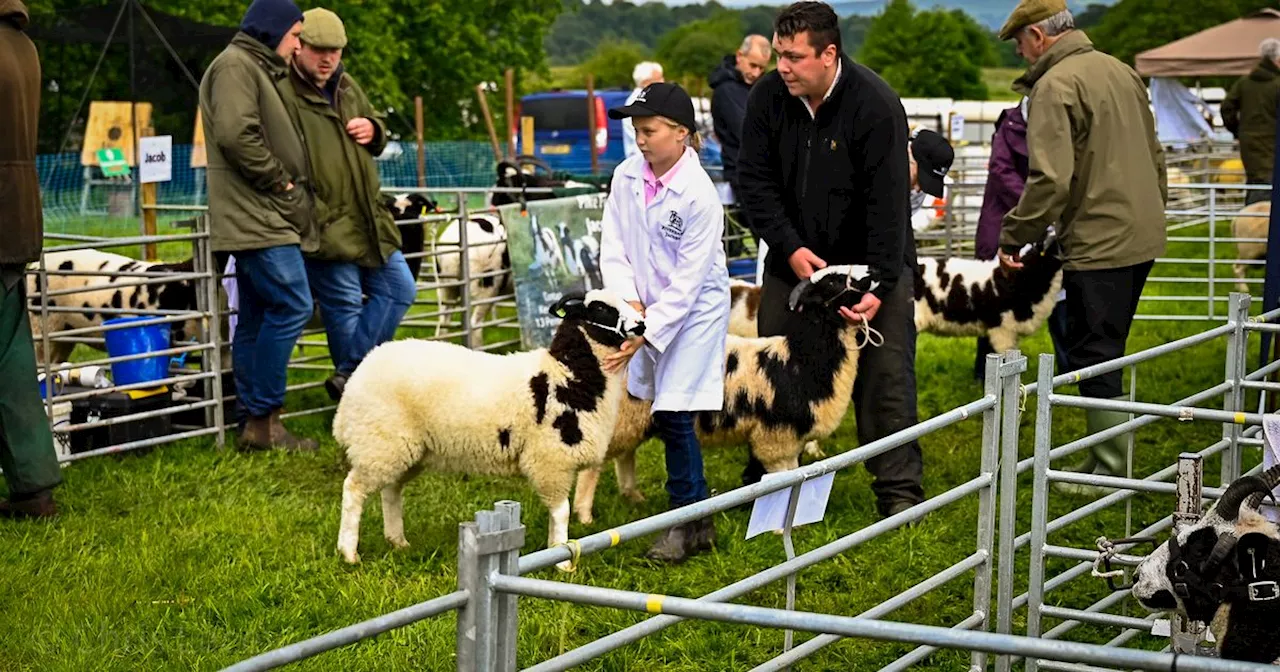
300, 8, 347, 49
998, 0, 1068, 41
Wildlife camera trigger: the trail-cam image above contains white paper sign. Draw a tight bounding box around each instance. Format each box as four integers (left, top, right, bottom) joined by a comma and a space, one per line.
1262, 414, 1280, 522
949, 114, 965, 141
139, 135, 173, 184
746, 471, 835, 539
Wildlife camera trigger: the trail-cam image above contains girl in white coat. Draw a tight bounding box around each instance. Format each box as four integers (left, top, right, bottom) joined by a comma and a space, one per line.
600, 82, 730, 564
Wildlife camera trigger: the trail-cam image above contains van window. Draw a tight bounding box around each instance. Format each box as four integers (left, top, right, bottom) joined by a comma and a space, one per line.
522, 98, 590, 132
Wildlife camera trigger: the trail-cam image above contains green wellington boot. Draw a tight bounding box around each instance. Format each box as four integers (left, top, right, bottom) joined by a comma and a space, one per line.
1054, 397, 1131, 497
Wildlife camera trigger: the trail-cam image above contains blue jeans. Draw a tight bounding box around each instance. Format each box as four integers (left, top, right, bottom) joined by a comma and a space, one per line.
233, 245, 313, 418
305, 251, 416, 376
653, 411, 709, 508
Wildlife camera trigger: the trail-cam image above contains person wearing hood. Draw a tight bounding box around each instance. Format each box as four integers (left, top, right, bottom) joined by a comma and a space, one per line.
1221, 37, 1280, 203
997, 0, 1167, 494
0, 0, 62, 519
282, 8, 415, 401
200, 0, 317, 452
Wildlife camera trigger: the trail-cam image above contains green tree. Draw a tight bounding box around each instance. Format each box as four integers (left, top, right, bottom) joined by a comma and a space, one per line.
574, 40, 649, 89
859, 0, 988, 100
1089, 0, 1275, 68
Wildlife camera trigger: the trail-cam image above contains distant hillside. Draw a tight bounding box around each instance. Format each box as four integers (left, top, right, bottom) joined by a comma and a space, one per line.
732, 0, 1116, 28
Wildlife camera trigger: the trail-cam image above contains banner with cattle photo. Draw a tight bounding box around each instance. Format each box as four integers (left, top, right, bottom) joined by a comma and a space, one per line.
500, 193, 606, 349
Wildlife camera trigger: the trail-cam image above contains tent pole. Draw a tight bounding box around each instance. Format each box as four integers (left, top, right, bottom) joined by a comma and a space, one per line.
128, 0, 139, 219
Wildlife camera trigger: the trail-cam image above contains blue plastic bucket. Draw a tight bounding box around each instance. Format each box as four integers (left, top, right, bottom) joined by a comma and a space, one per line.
727, 258, 757, 280
103, 316, 171, 386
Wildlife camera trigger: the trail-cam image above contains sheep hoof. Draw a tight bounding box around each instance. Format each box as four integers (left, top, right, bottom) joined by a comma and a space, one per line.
556, 559, 575, 572
575, 510, 594, 526
387, 536, 410, 550
339, 548, 361, 564
622, 489, 646, 504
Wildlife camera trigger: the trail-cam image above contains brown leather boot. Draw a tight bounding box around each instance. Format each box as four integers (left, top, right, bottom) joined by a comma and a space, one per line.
0, 489, 57, 520
236, 414, 274, 452
645, 517, 715, 564
268, 410, 318, 452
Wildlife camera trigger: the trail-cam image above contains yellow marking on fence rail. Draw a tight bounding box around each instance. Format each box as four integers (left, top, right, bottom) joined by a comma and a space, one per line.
1235, 411, 1246, 424
645, 595, 665, 614
608, 529, 621, 547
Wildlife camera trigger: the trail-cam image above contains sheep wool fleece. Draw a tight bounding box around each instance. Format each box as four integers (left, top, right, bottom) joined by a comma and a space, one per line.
599, 149, 730, 412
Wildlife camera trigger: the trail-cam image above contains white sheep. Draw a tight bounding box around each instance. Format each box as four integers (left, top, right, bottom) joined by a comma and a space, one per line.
571, 266, 878, 525
1232, 201, 1269, 293
913, 236, 1063, 353
333, 290, 645, 568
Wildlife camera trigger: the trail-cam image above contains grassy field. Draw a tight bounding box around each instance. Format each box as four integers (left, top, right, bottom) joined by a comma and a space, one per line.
983, 68, 1023, 101
0, 211, 1267, 670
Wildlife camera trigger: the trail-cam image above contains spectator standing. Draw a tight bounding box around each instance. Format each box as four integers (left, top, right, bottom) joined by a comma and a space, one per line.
284, 8, 416, 400
997, 0, 1167, 492
0, 0, 61, 519
1221, 37, 1280, 203
200, 0, 317, 451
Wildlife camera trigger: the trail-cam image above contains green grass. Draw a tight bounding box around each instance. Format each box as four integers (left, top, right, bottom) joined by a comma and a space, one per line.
0, 213, 1267, 670
983, 68, 1024, 102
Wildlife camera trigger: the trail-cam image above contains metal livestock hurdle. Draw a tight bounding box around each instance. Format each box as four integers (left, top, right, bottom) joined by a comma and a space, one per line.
219, 347, 1275, 672
28, 209, 228, 460
227, 351, 1007, 671
999, 292, 1280, 671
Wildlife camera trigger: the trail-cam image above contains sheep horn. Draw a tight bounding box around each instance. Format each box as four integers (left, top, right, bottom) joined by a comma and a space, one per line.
1243, 464, 1280, 511
1214, 474, 1277, 521
787, 278, 815, 312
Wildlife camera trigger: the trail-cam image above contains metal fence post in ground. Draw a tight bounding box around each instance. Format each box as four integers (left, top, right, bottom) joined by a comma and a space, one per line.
1208, 185, 1218, 319
993, 350, 1026, 672
457, 190, 474, 348
1223, 292, 1250, 483
1171, 454, 1212, 656
199, 214, 225, 448
456, 502, 525, 672
971, 351, 1009, 671
1025, 353, 1056, 672
779, 480, 803, 667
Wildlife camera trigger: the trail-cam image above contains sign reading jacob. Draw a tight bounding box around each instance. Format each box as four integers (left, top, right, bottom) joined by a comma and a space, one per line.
501, 194, 608, 349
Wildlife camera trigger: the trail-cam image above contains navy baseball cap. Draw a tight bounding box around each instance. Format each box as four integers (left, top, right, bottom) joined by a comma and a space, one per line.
911, 128, 955, 199
608, 82, 697, 134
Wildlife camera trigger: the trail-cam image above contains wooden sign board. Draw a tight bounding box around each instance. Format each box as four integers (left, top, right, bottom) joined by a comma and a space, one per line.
191, 109, 207, 169
80, 101, 153, 167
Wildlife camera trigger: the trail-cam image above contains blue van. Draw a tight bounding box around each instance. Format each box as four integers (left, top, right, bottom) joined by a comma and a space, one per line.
515, 89, 633, 175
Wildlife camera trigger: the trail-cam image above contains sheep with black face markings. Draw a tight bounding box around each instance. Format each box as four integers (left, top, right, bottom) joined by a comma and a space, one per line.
333, 290, 645, 568
913, 233, 1063, 353
572, 266, 878, 524
1130, 466, 1280, 664
25, 249, 199, 363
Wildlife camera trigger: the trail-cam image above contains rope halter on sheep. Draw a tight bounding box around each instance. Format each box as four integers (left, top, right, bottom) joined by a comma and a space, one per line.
786, 264, 885, 350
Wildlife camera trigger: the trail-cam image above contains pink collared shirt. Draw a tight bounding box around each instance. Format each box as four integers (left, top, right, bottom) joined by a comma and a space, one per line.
642, 148, 695, 207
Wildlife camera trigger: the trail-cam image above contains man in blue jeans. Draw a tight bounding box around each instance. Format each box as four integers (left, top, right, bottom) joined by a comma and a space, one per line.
200, 0, 316, 451
284, 9, 415, 399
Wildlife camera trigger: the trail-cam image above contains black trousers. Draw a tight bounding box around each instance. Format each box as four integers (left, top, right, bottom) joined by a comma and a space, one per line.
1059, 260, 1153, 399
742, 269, 925, 513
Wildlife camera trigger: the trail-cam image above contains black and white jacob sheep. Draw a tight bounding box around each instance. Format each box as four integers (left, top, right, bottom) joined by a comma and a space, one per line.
1131, 466, 1280, 664
332, 290, 645, 569
572, 265, 880, 524
489, 159, 595, 208
913, 232, 1063, 353
26, 249, 199, 363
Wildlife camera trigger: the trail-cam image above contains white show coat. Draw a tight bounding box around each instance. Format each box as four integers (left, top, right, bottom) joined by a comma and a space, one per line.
599, 147, 730, 412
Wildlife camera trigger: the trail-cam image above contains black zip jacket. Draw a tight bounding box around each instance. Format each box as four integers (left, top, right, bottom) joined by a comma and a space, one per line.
709, 54, 750, 184
736, 54, 913, 297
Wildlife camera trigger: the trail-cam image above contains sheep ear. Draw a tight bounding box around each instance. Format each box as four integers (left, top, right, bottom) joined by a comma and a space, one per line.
787, 279, 814, 312
548, 293, 586, 319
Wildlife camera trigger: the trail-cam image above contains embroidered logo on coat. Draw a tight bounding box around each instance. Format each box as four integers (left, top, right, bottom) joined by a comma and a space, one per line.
661, 210, 685, 241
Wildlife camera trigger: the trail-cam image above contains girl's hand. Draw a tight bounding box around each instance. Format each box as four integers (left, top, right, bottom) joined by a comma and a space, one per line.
627, 300, 646, 317
603, 336, 646, 373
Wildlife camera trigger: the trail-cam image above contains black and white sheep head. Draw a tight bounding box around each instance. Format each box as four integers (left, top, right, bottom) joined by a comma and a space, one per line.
1131, 467, 1280, 623
385, 193, 437, 221
548, 290, 645, 349
787, 265, 879, 318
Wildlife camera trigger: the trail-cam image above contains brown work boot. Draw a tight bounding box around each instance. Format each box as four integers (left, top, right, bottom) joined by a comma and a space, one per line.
268, 410, 318, 453
236, 414, 274, 452
0, 489, 57, 520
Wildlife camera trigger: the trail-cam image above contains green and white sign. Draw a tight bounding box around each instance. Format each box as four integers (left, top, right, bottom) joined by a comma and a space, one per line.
501, 194, 607, 349
96, 147, 130, 177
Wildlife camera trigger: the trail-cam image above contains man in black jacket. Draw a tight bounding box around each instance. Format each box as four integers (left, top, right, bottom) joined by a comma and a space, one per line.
710, 34, 771, 191
736, 1, 923, 518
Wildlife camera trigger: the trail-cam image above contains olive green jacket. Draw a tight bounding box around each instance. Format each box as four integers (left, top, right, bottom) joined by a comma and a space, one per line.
199, 33, 317, 254
282, 63, 400, 266
1221, 58, 1280, 185
1001, 31, 1168, 271
0, 0, 42, 266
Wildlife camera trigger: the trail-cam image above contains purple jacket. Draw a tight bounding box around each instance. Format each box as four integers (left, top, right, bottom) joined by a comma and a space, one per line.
976, 103, 1029, 260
